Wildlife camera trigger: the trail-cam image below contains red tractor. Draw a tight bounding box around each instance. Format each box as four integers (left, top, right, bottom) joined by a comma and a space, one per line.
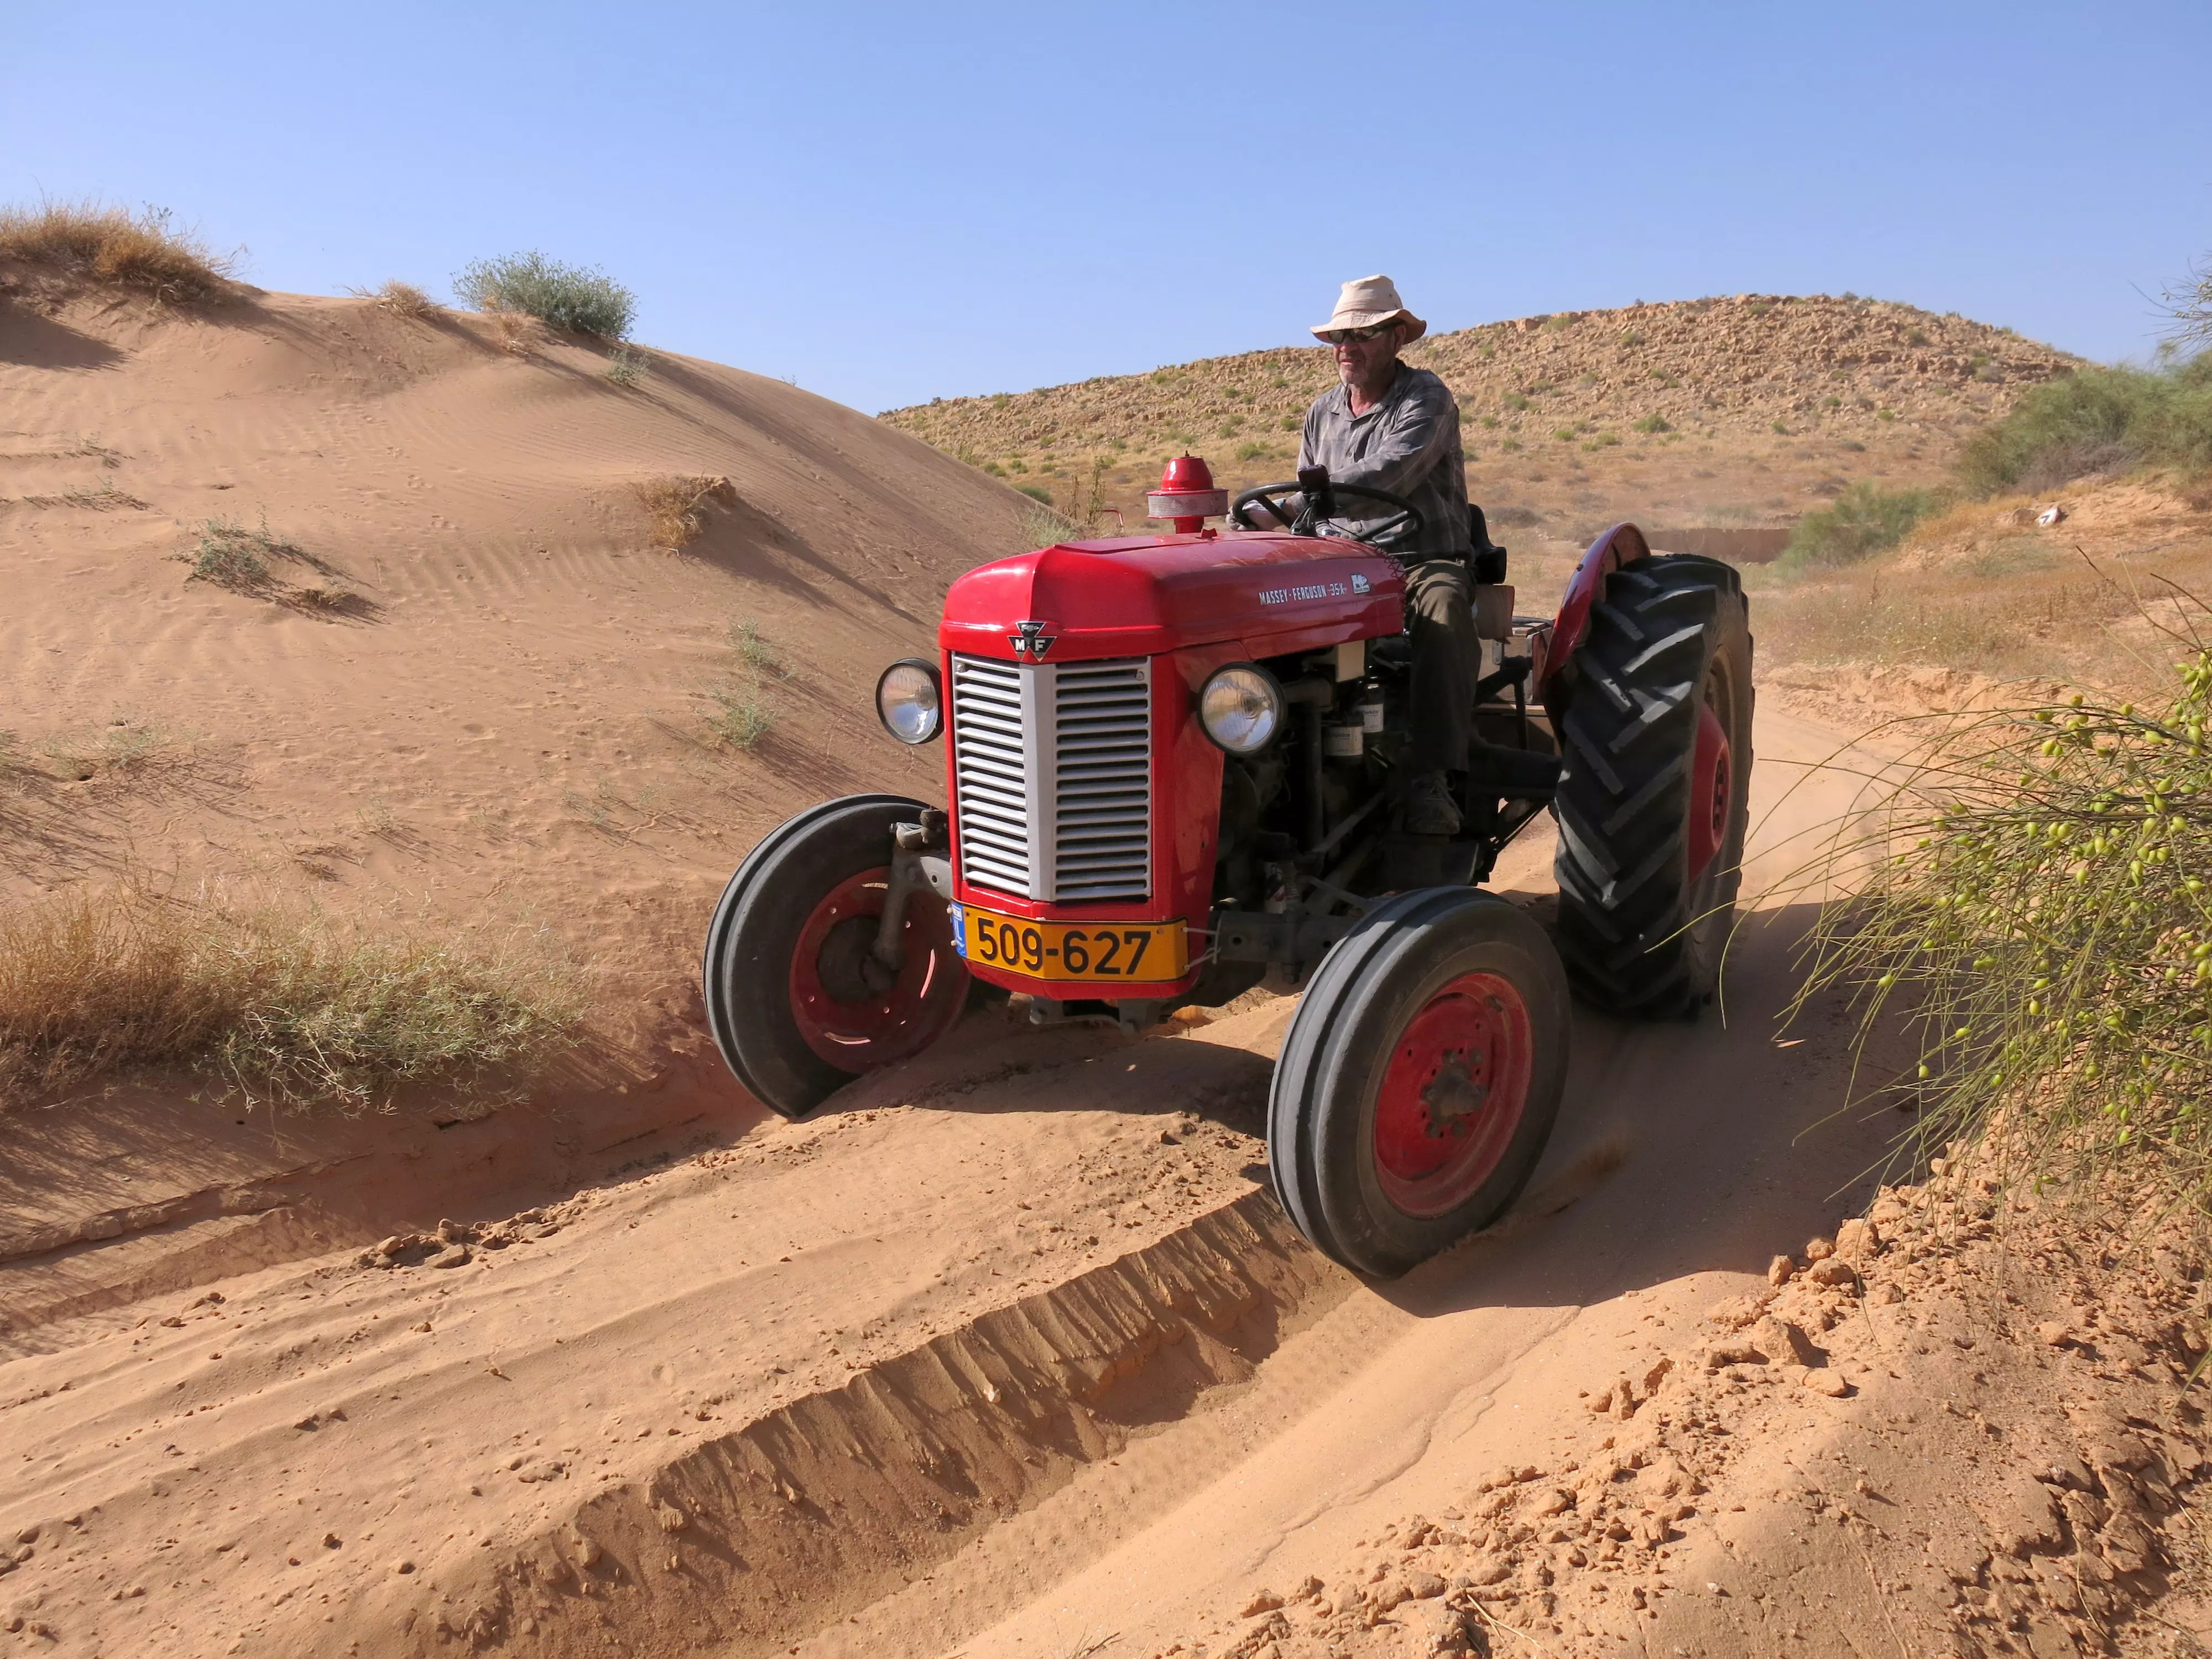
702, 458, 1753, 1276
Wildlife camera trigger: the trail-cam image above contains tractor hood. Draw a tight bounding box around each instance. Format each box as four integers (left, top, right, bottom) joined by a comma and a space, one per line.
939, 529, 1405, 663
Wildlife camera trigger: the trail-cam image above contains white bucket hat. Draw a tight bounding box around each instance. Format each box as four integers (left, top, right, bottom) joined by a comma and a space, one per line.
1311, 274, 1426, 343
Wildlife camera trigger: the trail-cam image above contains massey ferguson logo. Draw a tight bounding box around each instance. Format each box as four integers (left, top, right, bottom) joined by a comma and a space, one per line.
1009, 620, 1056, 659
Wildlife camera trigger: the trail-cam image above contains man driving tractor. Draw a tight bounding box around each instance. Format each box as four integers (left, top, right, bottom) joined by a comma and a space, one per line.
703, 273, 1758, 1274
1264, 275, 1481, 836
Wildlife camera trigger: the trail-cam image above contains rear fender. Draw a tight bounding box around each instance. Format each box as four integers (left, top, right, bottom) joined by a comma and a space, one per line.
1537, 522, 1650, 721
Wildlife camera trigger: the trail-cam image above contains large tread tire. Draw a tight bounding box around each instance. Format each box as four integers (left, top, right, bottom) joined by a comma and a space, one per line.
1551, 555, 1754, 1020
702, 794, 966, 1119
1268, 889, 1571, 1277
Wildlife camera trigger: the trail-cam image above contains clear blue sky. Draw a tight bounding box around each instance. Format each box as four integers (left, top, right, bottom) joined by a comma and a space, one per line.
6, 2, 2206, 413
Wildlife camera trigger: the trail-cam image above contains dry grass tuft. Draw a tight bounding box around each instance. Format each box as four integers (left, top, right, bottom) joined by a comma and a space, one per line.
704, 684, 775, 750
0, 200, 230, 302
1019, 500, 1088, 549
178, 518, 279, 589
0, 885, 583, 1112
486, 306, 544, 356
603, 344, 650, 388
631, 474, 737, 550
361, 279, 436, 319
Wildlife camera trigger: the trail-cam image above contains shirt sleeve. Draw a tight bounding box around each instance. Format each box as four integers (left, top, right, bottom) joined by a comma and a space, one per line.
1327, 376, 1458, 498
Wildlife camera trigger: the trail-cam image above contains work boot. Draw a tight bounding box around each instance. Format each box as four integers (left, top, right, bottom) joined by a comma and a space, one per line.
1405, 771, 1462, 836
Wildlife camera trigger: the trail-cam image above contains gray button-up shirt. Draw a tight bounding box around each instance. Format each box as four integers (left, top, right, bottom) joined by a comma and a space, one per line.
1296, 364, 1470, 559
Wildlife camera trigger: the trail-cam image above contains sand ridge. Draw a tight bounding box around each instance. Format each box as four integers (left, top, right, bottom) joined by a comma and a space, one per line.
0, 278, 1035, 1048
0, 999, 1292, 1655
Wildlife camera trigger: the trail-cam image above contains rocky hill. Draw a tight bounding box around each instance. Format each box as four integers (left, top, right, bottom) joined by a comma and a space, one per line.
883, 294, 2080, 554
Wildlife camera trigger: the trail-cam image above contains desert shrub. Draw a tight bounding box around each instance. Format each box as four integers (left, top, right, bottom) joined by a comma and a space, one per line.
1021, 500, 1086, 546
630, 475, 731, 550
453, 251, 635, 338
731, 618, 786, 679
604, 345, 650, 387
1016, 484, 1052, 504
180, 518, 279, 588
1958, 358, 2212, 496
705, 684, 774, 749
2166, 253, 2211, 351
0, 886, 580, 1111
1796, 650, 2212, 1203
0, 200, 228, 302
1777, 483, 1934, 573
1632, 414, 1672, 435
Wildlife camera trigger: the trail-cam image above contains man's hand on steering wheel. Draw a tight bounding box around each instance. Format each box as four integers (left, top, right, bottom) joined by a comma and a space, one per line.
1229, 475, 1427, 555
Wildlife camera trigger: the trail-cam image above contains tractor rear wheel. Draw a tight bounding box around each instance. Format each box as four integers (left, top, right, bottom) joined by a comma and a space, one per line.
702, 794, 970, 1119
1267, 889, 1570, 1277
1552, 555, 1754, 1019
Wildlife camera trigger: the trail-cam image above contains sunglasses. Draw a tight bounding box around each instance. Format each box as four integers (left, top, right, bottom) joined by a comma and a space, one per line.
1320, 322, 1400, 346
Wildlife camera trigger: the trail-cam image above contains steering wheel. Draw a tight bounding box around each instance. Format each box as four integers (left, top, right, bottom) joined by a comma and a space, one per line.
1230, 478, 1426, 555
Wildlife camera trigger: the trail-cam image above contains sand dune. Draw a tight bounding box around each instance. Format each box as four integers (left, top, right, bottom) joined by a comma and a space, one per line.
0, 281, 1033, 1046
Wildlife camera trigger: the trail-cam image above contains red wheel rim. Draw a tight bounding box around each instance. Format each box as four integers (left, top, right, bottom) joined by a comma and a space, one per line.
1686, 702, 1732, 881
787, 867, 969, 1072
1371, 972, 1534, 1219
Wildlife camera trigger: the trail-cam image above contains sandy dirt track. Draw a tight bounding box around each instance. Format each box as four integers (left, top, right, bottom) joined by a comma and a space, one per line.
0, 703, 1921, 1657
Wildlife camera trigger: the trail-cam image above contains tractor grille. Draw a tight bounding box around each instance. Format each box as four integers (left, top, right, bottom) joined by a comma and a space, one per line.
1050, 660, 1152, 901
950, 653, 1152, 904
950, 655, 1034, 897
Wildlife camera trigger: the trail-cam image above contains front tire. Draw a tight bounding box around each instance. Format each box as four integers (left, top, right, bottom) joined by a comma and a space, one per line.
702, 794, 969, 1119
1552, 555, 1754, 1019
1267, 889, 1571, 1277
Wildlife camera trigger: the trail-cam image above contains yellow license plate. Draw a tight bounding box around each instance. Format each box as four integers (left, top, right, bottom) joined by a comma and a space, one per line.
955, 905, 1187, 984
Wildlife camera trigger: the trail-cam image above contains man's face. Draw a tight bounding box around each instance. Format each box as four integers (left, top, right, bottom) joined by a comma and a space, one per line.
1332, 321, 1403, 387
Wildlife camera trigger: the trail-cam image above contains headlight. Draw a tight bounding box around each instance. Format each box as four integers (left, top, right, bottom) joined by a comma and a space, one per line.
875, 658, 943, 744
1199, 664, 1285, 755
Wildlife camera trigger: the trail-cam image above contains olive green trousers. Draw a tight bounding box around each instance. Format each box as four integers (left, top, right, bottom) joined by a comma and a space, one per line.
1404, 559, 1481, 775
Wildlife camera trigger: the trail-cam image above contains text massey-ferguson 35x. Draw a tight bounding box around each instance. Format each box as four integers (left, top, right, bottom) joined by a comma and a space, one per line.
703, 456, 1753, 1275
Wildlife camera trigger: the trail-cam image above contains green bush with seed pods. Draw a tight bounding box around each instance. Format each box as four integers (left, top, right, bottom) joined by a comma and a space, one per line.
1793, 643, 2212, 1201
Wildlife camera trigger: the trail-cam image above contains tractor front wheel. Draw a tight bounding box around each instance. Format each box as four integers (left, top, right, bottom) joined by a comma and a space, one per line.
702, 794, 970, 1119
1267, 889, 1571, 1277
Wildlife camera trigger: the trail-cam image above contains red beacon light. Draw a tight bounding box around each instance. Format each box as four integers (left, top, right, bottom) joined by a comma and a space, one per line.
1145, 454, 1229, 536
